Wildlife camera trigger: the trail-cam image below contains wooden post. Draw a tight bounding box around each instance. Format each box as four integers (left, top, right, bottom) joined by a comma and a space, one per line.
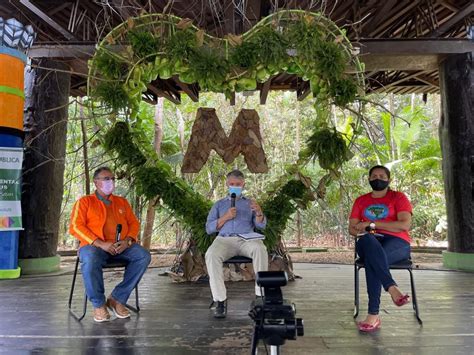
439, 52, 474, 271
19, 59, 70, 274
142, 98, 164, 250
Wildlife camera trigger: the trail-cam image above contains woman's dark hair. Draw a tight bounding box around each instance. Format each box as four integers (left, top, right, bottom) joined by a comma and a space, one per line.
368, 165, 391, 179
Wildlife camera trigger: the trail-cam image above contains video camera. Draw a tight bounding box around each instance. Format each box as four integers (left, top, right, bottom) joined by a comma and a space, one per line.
248, 271, 304, 354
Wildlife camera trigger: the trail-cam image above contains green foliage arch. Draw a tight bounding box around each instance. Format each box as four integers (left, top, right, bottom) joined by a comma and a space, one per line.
88, 10, 365, 252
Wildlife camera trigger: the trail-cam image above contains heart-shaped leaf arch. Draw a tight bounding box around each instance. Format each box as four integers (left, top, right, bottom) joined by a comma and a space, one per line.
90, 10, 365, 252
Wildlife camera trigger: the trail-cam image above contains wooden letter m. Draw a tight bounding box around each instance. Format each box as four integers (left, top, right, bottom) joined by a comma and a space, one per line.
182, 108, 268, 173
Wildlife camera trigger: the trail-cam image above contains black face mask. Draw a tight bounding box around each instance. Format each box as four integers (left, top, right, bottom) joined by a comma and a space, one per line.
369, 179, 389, 191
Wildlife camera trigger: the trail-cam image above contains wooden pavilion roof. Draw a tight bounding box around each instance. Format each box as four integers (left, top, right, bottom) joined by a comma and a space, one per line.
1, 0, 473, 103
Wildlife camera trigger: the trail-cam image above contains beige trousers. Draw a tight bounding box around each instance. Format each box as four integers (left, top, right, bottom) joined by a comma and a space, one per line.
205, 236, 268, 302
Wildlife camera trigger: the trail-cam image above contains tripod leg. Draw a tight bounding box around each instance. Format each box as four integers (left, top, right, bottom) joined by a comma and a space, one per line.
251, 326, 259, 355
270, 345, 280, 355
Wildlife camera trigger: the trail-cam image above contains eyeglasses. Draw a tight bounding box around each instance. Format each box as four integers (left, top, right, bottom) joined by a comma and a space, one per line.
96, 177, 115, 181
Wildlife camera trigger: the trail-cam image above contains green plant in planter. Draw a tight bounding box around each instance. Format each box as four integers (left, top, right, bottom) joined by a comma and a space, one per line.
128, 30, 161, 61
302, 126, 352, 170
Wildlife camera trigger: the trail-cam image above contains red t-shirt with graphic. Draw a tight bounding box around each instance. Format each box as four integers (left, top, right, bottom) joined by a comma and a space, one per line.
349, 190, 412, 243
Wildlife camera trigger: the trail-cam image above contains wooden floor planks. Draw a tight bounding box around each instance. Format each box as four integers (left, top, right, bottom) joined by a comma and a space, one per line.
0, 263, 473, 354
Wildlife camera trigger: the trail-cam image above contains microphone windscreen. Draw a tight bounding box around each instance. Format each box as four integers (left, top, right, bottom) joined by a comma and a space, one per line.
230, 193, 236, 207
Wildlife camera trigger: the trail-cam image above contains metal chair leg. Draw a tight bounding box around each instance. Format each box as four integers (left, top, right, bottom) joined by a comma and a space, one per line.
69, 256, 141, 319
354, 264, 360, 318
68, 257, 87, 321
125, 286, 140, 313
408, 268, 422, 325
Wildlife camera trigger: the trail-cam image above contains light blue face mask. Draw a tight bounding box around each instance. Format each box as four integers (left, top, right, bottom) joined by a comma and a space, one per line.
228, 186, 243, 197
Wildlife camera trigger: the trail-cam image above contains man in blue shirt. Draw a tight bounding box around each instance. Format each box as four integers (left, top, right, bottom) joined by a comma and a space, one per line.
205, 169, 268, 318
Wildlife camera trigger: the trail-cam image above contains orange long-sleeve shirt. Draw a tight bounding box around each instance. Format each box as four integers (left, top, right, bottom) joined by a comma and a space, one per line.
69, 192, 140, 247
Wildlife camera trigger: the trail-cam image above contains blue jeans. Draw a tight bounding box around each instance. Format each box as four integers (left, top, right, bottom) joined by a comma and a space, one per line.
79, 244, 151, 308
356, 234, 410, 315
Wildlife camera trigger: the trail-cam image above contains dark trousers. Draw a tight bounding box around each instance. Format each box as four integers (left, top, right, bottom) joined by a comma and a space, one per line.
356, 234, 410, 315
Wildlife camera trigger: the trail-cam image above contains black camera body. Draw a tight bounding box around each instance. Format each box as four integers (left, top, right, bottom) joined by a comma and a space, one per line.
249, 271, 304, 353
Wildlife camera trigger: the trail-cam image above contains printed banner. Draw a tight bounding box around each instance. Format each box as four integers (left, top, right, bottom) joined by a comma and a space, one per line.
0, 147, 22, 230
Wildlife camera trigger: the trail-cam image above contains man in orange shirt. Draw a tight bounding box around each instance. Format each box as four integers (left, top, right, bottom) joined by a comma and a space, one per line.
70, 167, 151, 322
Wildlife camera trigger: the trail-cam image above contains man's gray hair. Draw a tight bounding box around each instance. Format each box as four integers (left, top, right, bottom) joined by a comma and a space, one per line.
226, 169, 245, 180
93, 166, 113, 180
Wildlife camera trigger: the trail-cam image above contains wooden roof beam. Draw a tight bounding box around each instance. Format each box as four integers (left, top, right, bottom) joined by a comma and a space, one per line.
368, 0, 420, 38
296, 81, 311, 101
29, 39, 474, 58
173, 76, 199, 102
147, 84, 181, 105
18, 0, 77, 40
370, 71, 427, 93
428, 3, 474, 37
362, 0, 398, 35
413, 74, 439, 87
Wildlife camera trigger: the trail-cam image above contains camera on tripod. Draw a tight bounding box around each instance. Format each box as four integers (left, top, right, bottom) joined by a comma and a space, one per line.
248, 271, 304, 354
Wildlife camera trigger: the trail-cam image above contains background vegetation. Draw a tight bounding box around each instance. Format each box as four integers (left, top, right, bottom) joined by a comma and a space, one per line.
59, 91, 446, 250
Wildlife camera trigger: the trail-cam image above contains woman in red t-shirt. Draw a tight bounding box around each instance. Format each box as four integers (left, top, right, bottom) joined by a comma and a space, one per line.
349, 165, 412, 332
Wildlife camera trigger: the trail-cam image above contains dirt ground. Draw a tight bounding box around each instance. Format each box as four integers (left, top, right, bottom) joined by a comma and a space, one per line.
145, 250, 444, 269
60, 249, 444, 271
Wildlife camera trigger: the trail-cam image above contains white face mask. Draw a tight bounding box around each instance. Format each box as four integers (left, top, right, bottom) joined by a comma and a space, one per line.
100, 180, 115, 195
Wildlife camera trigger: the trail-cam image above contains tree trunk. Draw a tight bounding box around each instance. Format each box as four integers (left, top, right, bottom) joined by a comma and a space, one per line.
176, 107, 185, 152
439, 52, 474, 254
20, 59, 70, 259
142, 98, 164, 250
296, 211, 302, 248
295, 102, 302, 247
389, 93, 397, 160
79, 98, 90, 195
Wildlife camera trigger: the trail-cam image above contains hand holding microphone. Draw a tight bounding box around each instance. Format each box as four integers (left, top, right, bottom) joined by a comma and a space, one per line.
113, 224, 129, 254
225, 193, 237, 221
115, 224, 122, 243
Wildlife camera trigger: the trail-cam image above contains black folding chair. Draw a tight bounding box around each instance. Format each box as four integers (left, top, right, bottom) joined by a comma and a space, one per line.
224, 255, 253, 266
354, 240, 422, 324
68, 256, 140, 321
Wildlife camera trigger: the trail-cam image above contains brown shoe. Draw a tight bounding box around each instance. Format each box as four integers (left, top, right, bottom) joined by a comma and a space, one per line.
93, 305, 111, 323
106, 296, 130, 319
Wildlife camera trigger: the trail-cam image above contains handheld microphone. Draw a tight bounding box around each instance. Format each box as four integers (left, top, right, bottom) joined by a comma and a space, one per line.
115, 224, 122, 243
230, 193, 236, 208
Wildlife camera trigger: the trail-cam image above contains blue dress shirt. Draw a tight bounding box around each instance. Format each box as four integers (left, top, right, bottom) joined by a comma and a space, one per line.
206, 195, 267, 236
